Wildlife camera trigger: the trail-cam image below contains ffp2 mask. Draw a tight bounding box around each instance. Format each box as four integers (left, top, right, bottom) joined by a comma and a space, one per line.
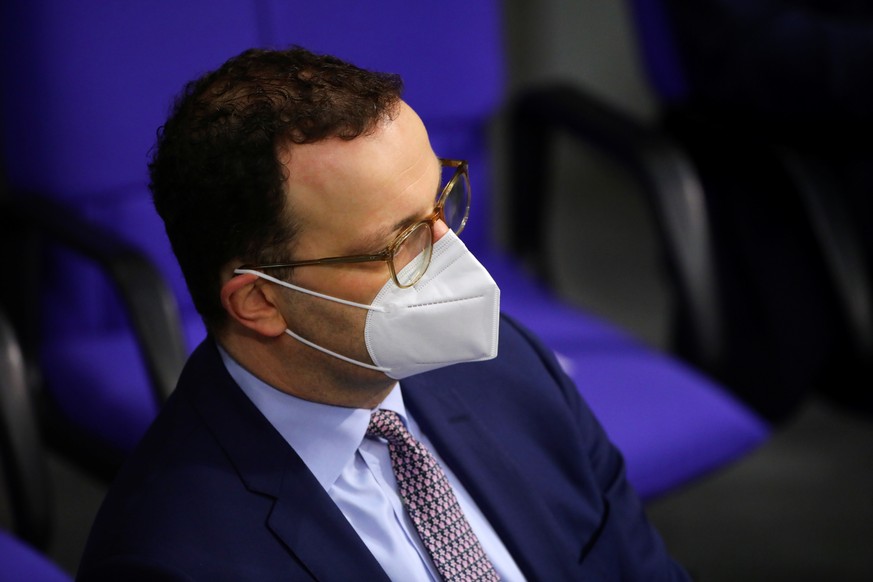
234, 230, 500, 379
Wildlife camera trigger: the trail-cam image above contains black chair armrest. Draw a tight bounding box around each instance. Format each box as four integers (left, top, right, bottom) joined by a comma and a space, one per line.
778, 152, 873, 361
0, 308, 51, 548
6, 194, 186, 404
507, 82, 724, 371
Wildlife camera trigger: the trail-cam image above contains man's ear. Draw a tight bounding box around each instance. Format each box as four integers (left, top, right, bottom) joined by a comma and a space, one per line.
220, 273, 288, 337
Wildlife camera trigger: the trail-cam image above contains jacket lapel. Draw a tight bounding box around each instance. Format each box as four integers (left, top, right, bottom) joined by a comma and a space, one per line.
187, 340, 389, 581
403, 369, 579, 581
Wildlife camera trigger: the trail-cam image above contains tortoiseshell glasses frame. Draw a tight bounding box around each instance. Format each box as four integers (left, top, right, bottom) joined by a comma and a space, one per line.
241, 158, 470, 288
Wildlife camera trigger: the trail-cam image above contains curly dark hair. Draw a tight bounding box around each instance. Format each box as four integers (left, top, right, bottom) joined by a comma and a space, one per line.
149, 47, 403, 332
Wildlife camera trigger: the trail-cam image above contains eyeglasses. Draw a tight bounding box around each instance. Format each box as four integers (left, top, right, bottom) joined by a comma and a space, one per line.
242, 158, 470, 288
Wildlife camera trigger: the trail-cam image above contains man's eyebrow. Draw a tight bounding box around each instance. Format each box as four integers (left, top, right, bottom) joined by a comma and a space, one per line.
337, 216, 403, 256
385, 159, 442, 236
350, 211, 422, 255
349, 157, 443, 254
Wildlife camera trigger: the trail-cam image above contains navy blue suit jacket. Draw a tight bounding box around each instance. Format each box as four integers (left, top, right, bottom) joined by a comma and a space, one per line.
77, 315, 689, 581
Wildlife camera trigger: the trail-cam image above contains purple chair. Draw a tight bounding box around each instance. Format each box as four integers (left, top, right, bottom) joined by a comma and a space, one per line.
2, 0, 259, 474
1, 0, 767, 498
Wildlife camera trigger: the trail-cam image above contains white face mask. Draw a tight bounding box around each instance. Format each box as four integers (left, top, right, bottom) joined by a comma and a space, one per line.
234, 230, 500, 379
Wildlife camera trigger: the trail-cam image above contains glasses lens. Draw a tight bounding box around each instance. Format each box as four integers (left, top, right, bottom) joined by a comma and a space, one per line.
392, 222, 433, 287
439, 166, 471, 235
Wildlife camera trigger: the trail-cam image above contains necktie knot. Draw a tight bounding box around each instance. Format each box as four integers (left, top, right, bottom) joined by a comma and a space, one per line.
366, 409, 409, 444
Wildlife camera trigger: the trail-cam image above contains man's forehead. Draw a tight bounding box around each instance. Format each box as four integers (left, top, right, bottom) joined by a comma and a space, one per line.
277, 103, 440, 254
281, 104, 435, 200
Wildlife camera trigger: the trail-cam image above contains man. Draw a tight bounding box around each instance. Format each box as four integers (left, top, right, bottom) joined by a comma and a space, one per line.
77, 47, 689, 581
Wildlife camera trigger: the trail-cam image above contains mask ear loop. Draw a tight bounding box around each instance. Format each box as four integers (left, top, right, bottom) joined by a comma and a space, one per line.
233, 268, 392, 373
283, 329, 391, 372
233, 268, 387, 312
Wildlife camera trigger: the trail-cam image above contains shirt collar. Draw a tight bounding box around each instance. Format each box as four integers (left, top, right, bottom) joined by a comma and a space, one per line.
217, 342, 408, 491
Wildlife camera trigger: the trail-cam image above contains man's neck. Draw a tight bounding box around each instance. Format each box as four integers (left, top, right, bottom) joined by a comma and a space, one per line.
217, 331, 395, 409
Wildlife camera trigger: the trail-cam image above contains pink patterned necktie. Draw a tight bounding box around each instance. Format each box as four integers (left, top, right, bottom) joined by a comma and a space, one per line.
366, 409, 500, 581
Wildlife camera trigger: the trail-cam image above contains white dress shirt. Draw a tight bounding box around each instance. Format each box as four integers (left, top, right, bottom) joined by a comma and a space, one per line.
218, 345, 525, 581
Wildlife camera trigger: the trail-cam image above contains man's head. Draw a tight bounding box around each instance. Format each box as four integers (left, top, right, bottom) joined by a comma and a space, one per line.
149, 46, 404, 332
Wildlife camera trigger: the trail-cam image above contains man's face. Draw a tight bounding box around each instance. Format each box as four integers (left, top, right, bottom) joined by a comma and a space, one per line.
274, 101, 446, 382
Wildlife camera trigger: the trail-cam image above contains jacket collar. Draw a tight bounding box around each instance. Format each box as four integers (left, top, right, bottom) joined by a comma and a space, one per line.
402, 369, 580, 581
185, 339, 390, 581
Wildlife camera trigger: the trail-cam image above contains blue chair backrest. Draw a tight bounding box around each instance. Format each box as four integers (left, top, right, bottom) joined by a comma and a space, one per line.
2, 1, 265, 338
